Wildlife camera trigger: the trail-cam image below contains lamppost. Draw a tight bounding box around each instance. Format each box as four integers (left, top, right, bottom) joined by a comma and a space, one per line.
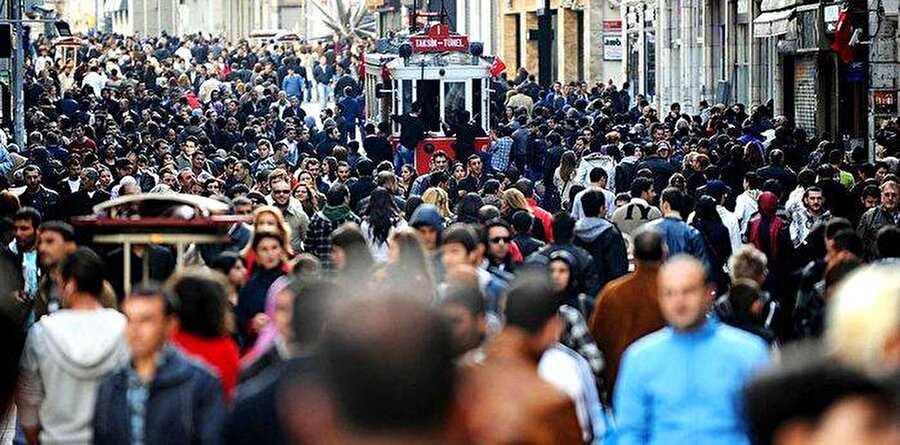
1, 0, 68, 148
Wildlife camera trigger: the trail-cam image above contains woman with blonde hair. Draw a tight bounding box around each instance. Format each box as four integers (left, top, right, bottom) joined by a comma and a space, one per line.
501, 188, 533, 217
422, 187, 453, 220
241, 206, 295, 270
501, 188, 547, 240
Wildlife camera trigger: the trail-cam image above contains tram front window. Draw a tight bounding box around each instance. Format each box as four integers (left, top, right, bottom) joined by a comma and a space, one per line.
444, 81, 466, 126
418, 80, 440, 132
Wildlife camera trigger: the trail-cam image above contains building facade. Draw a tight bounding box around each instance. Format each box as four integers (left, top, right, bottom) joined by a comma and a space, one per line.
102, 0, 307, 41
622, 0, 899, 156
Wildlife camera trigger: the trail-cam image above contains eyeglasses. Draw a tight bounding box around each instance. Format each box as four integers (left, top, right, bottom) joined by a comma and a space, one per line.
273, 190, 292, 195
490, 237, 510, 244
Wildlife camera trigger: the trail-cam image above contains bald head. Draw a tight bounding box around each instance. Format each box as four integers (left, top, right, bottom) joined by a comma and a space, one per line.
318, 298, 455, 435
659, 255, 712, 331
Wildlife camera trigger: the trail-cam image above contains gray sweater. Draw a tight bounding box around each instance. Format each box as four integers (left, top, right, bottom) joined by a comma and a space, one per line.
18, 309, 129, 444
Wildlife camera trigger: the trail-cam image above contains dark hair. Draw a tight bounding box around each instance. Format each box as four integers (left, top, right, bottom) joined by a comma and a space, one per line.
744, 171, 761, 190
287, 278, 335, 345
326, 183, 350, 207
551, 212, 576, 242
208, 251, 244, 276
744, 361, 893, 445
60, 247, 105, 296
876, 225, 900, 259
168, 271, 228, 337
580, 189, 606, 218
694, 195, 722, 224
478, 206, 502, 224
442, 224, 479, 252
589, 167, 608, 183
660, 187, 687, 212
38, 221, 75, 241
630, 177, 654, 198
252, 231, 287, 252
13, 207, 42, 228
514, 178, 535, 198
317, 298, 455, 433
633, 228, 664, 262
129, 281, 178, 315
439, 283, 485, 317
824, 218, 853, 240
504, 277, 559, 333
831, 229, 863, 257
510, 210, 533, 234
331, 223, 374, 274
364, 188, 400, 245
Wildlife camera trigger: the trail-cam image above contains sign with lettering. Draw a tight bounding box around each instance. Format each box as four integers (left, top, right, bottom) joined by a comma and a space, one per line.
603, 35, 623, 61
410, 23, 470, 53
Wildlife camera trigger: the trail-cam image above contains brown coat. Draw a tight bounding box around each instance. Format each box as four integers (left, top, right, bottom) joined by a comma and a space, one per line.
588, 263, 666, 398
458, 329, 584, 445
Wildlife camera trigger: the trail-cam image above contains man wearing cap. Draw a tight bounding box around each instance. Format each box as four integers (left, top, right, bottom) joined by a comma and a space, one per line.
689, 180, 742, 252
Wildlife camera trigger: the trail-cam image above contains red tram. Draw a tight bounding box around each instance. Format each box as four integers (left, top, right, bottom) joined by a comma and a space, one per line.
363, 22, 494, 174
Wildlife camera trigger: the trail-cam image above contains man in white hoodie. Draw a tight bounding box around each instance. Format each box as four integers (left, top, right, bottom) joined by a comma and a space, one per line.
18, 248, 129, 445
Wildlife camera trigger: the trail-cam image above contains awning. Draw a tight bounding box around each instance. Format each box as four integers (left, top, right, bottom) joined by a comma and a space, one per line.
760, 0, 801, 12
103, 0, 127, 13
753, 9, 793, 38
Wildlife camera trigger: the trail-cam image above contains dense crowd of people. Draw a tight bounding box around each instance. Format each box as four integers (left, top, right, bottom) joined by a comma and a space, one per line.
0, 29, 898, 445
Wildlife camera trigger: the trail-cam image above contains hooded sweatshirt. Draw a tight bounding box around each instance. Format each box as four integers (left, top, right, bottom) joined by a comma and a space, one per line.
18, 308, 129, 444
573, 217, 629, 295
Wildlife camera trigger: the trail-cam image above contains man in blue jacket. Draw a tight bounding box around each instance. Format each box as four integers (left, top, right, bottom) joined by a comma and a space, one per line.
645, 187, 712, 272
93, 283, 226, 445
613, 255, 770, 445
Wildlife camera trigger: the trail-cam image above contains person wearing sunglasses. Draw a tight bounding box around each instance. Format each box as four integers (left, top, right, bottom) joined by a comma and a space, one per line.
485, 219, 516, 277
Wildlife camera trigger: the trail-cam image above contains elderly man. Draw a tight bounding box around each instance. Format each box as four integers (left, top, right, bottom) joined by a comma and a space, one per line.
857, 180, 899, 260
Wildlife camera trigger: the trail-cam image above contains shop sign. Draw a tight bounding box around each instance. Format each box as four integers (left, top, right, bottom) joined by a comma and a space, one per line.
603, 20, 622, 33
603, 35, 623, 61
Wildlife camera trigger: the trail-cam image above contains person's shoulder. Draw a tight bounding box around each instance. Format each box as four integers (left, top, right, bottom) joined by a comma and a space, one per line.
715, 323, 770, 355
621, 328, 672, 361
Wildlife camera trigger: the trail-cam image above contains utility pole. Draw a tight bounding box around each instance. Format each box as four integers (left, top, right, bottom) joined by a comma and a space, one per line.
12, 0, 23, 148
536, 0, 554, 87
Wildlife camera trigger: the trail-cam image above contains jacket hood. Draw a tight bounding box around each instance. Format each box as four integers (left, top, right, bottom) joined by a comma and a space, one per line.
574, 217, 614, 242
409, 204, 444, 233
757, 192, 779, 216
40, 309, 128, 379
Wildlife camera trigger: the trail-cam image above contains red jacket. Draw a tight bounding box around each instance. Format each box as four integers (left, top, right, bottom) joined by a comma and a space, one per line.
172, 330, 240, 400
527, 198, 555, 243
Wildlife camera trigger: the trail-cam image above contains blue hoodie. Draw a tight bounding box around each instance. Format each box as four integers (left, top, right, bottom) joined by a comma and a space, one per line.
613, 319, 770, 445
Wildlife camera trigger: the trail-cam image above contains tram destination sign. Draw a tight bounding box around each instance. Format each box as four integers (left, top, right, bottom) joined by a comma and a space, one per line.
410, 23, 469, 53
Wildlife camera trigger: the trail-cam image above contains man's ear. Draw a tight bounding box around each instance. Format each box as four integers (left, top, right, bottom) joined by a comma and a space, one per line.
166, 315, 180, 338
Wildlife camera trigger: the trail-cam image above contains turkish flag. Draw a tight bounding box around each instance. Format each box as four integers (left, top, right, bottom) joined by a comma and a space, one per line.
830, 7, 854, 64
490, 56, 507, 77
